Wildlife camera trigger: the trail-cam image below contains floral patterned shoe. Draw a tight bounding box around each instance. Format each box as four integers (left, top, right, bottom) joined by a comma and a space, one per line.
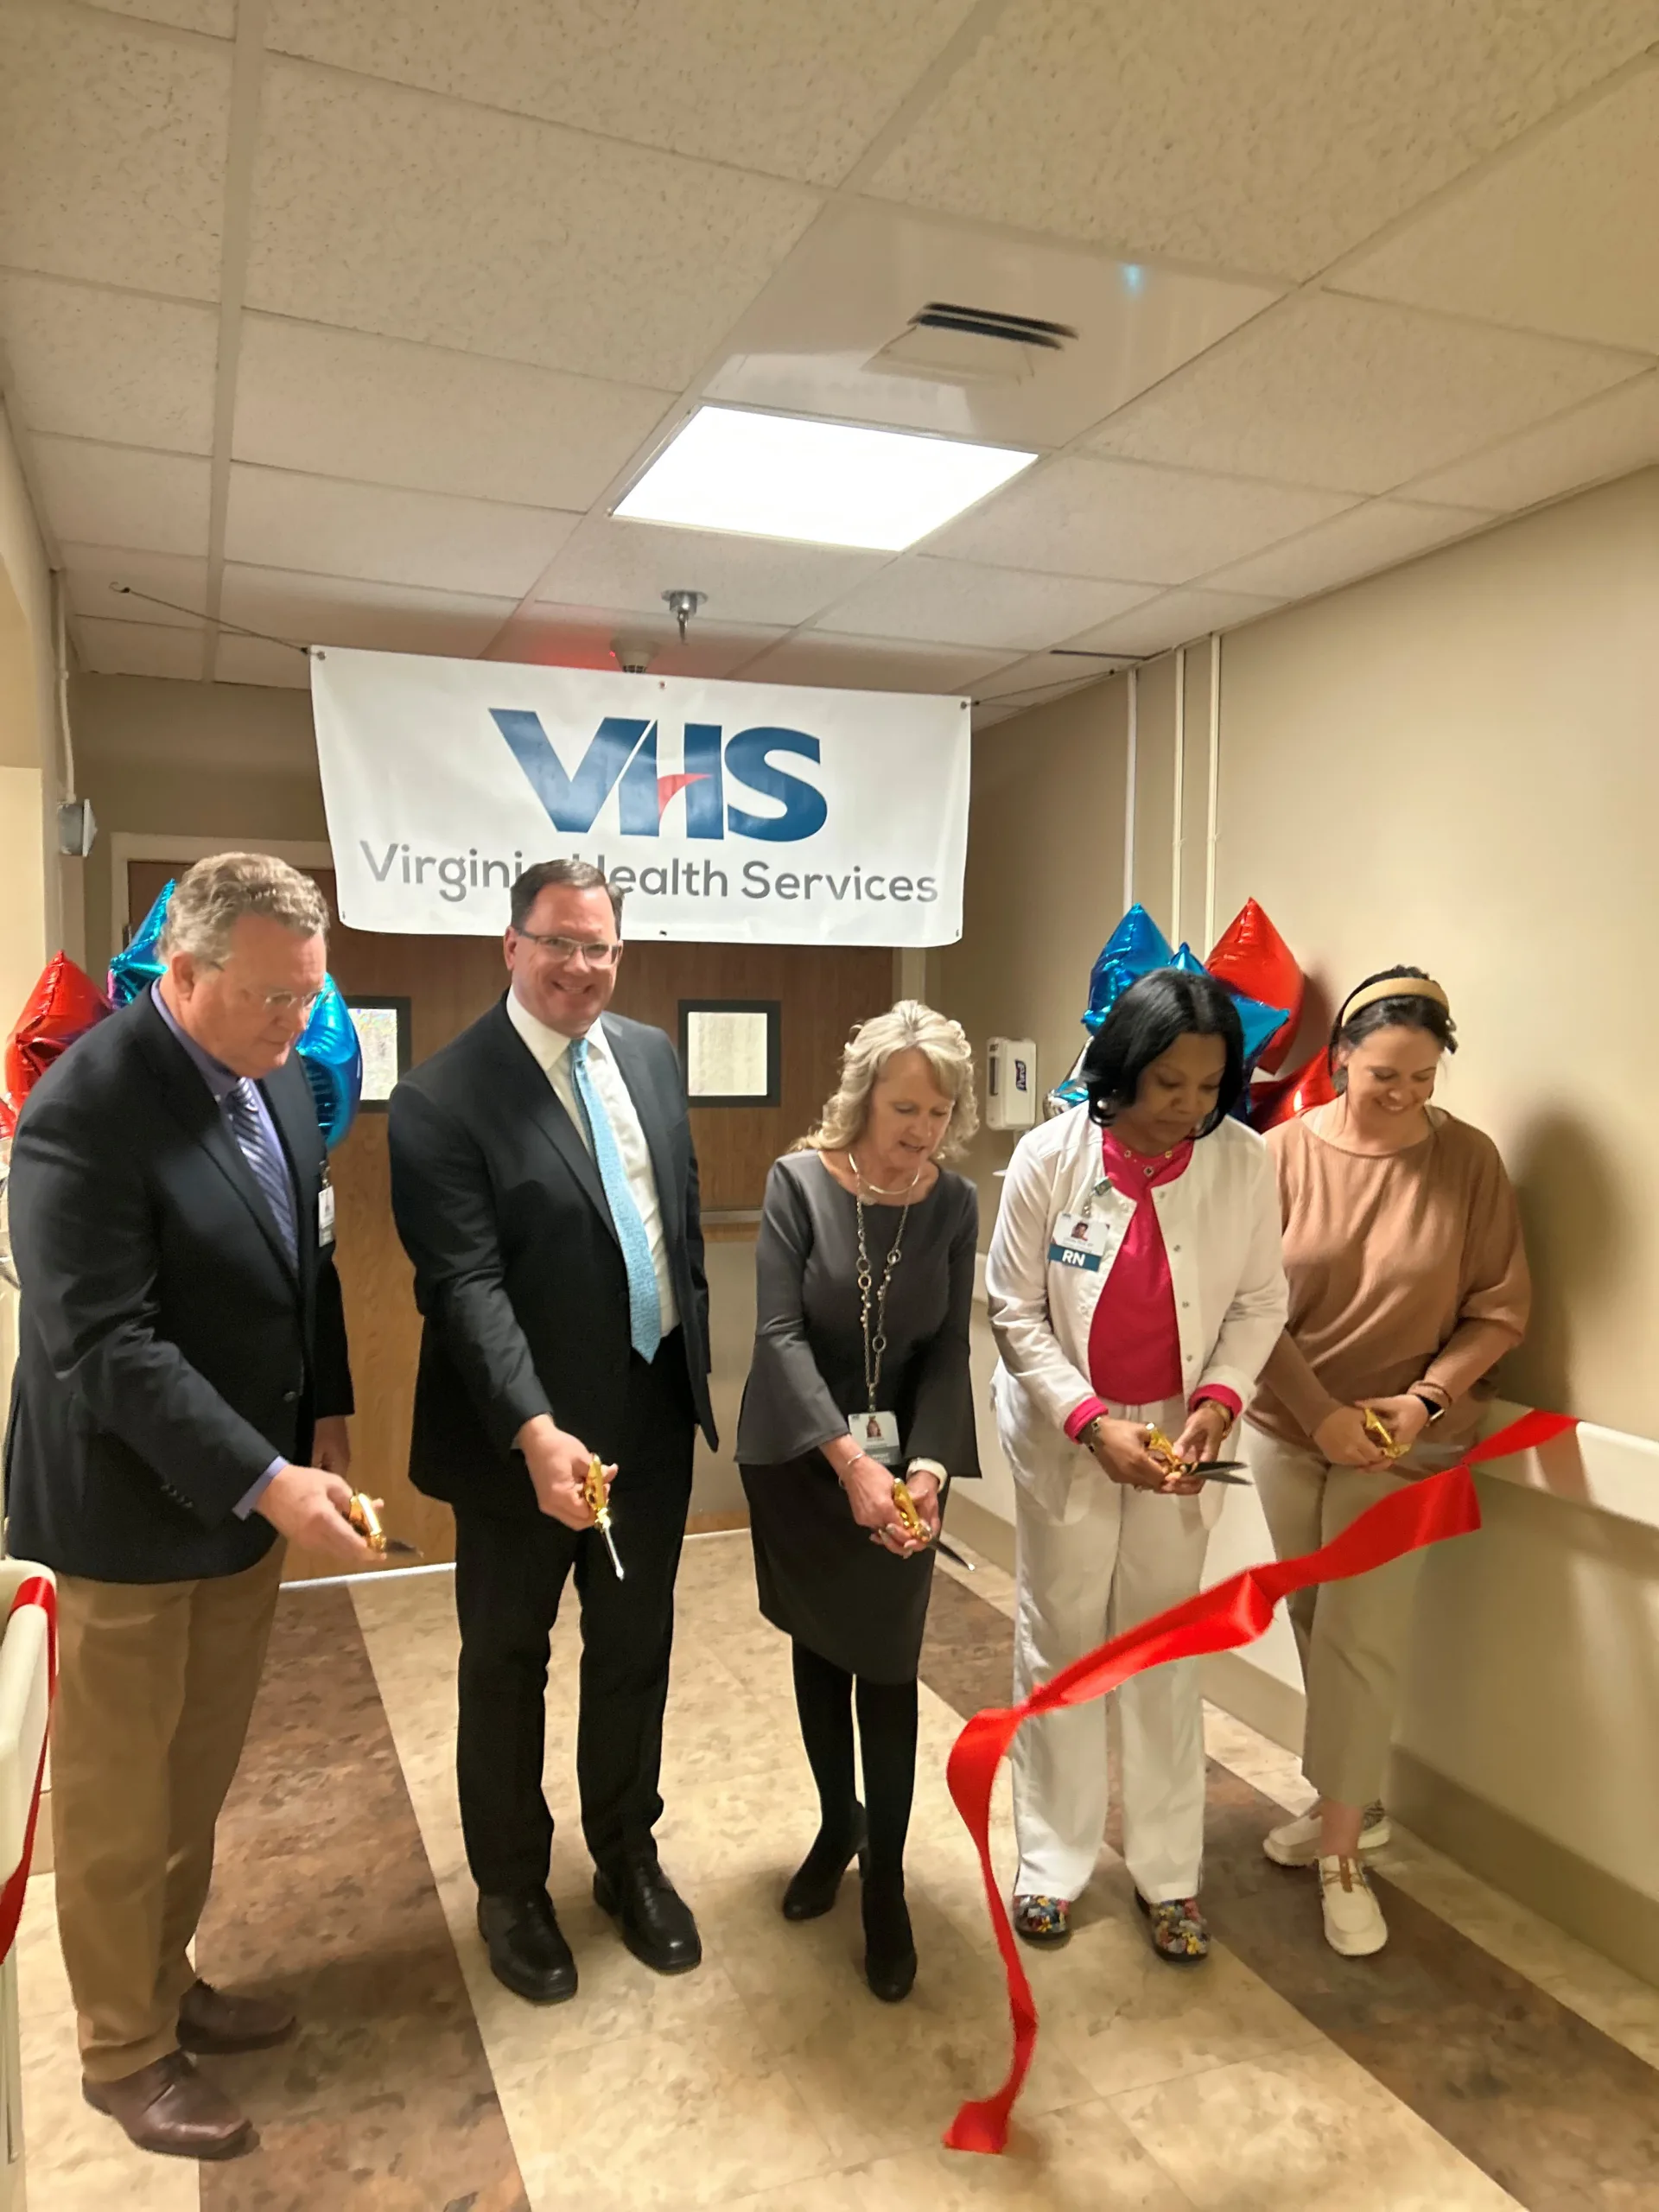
1011, 1894, 1071, 1947
1136, 1893, 1210, 1964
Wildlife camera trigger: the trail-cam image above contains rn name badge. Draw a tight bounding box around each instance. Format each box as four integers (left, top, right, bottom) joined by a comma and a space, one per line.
1048, 1209, 1107, 1272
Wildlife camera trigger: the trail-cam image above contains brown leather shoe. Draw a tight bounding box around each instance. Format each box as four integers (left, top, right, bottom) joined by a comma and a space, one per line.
83, 2051, 256, 2160
177, 1977, 296, 2055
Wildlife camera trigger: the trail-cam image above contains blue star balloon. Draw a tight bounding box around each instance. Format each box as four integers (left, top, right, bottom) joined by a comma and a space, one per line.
107, 876, 361, 1147
298, 976, 363, 1151
1083, 904, 1175, 1031
107, 880, 175, 1007
1170, 943, 1288, 1071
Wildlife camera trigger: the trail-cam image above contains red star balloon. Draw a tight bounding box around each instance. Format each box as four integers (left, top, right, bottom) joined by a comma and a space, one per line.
3, 953, 112, 1108
1206, 899, 1304, 1074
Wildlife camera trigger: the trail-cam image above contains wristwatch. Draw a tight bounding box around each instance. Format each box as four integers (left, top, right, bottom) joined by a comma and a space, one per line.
1413, 1389, 1448, 1425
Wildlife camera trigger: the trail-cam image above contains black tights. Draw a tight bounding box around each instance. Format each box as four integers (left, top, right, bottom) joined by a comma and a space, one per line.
791, 1640, 918, 1888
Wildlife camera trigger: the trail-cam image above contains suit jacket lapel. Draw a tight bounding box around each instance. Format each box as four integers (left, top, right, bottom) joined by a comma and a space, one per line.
131, 993, 302, 1288
488, 1004, 618, 1243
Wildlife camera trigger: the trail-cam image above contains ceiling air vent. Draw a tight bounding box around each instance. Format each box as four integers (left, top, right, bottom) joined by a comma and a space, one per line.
870, 301, 1078, 388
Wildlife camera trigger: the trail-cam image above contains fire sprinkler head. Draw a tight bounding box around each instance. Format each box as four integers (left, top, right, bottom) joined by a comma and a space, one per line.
662, 588, 707, 644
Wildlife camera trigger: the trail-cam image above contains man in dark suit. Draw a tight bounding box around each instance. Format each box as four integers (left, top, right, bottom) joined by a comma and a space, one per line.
4, 851, 372, 2160
388, 858, 715, 2005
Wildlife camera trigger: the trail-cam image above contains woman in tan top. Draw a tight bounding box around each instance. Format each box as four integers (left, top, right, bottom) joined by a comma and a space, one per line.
1243, 967, 1529, 1959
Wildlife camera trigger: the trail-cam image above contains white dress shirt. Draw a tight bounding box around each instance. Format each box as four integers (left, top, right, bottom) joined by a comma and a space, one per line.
505, 990, 679, 1336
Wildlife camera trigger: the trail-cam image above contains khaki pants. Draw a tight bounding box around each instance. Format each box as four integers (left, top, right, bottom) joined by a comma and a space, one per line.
1244, 1427, 1463, 1808
50, 1544, 284, 2081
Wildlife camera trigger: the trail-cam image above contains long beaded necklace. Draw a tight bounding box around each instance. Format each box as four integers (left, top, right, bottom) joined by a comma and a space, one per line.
851, 1149, 920, 1424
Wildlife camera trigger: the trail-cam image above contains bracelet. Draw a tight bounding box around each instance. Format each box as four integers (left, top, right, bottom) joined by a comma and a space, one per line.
1078, 1415, 1108, 1451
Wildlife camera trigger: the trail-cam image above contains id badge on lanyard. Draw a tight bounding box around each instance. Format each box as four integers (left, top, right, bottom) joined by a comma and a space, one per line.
1048, 1189, 1110, 1273
318, 1166, 337, 1251
849, 1408, 901, 1466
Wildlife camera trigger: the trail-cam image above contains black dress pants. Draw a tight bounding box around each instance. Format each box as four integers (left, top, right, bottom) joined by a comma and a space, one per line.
454, 1333, 696, 1897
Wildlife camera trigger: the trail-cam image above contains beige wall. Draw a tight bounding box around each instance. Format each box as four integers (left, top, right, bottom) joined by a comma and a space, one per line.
73, 674, 327, 969
939, 677, 1128, 1240
1217, 467, 1658, 1438
0, 404, 57, 1029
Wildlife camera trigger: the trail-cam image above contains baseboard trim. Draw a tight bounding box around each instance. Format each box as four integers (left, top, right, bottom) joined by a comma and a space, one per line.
1200, 1649, 1306, 1753
686, 1510, 748, 1536
946, 1491, 1015, 1573
1388, 1747, 1659, 1990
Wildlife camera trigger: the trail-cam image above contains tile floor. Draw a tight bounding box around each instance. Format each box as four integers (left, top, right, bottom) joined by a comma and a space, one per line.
16, 1528, 1659, 2209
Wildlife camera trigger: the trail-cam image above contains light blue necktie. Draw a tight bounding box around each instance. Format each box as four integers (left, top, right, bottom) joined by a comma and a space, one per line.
568, 1036, 663, 1362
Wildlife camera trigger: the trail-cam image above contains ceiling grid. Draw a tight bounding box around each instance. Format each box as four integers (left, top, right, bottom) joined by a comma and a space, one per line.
0, 0, 1652, 719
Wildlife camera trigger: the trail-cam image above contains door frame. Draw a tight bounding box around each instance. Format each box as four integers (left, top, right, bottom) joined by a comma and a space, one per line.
112, 834, 337, 942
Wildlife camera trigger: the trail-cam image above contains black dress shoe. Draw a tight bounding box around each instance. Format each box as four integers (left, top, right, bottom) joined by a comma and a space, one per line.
594, 1859, 702, 1975
477, 1891, 578, 2005
782, 1803, 868, 1922
862, 1878, 917, 2004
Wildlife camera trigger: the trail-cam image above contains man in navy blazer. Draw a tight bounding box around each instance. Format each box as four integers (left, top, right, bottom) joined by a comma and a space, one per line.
4, 853, 370, 2161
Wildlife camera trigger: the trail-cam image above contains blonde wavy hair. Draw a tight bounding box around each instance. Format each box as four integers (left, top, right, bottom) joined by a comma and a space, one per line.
796, 1000, 979, 1162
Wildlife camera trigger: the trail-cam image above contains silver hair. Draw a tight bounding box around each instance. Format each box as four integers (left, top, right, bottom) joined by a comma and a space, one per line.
157, 852, 330, 966
797, 1000, 979, 1161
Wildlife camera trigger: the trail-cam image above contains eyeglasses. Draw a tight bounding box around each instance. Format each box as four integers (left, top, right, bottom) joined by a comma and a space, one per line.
209, 966, 321, 1019
514, 931, 624, 969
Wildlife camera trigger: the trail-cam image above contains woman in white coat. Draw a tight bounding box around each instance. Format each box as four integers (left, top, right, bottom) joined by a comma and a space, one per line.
986, 970, 1287, 1961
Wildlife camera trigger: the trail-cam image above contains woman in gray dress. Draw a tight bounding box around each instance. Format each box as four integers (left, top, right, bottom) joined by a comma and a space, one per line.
738, 1001, 980, 2003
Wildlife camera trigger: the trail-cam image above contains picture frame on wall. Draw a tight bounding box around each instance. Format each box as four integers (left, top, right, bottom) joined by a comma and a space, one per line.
678, 999, 781, 1109
345, 995, 411, 1110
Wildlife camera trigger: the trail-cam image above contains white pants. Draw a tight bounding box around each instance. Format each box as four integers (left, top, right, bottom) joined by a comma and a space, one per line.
1010, 1397, 1216, 1904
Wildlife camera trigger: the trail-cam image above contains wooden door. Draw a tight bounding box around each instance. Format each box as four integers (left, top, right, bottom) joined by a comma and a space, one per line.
127, 865, 898, 1568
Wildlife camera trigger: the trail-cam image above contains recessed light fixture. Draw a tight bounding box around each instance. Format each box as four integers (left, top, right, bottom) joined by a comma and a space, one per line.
613, 405, 1037, 552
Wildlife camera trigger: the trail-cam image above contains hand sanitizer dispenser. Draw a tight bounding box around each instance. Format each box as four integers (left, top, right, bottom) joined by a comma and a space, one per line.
985, 1038, 1037, 1130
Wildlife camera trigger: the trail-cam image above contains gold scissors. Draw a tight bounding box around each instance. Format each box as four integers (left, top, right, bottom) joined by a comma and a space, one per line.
584, 1457, 625, 1580
346, 1493, 421, 1556
1362, 1409, 1409, 1462
1145, 1427, 1251, 1484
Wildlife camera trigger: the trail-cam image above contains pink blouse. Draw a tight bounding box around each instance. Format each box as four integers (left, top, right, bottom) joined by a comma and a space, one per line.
1062, 1129, 1242, 1435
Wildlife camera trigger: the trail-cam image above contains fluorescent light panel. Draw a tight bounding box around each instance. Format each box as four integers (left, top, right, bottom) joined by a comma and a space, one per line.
614, 405, 1037, 551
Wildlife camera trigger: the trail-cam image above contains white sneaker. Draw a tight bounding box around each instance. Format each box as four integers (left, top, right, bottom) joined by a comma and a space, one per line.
1262, 1802, 1390, 1867
1318, 1855, 1389, 1956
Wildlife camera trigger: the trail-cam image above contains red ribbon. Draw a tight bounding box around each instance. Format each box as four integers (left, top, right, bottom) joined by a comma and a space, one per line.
0, 1574, 58, 1964
943, 1408, 1575, 2156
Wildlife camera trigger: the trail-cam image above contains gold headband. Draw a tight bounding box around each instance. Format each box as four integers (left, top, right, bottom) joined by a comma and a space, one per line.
1338, 975, 1451, 1028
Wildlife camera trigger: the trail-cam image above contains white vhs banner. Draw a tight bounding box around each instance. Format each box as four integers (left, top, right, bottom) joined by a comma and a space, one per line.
310, 648, 970, 944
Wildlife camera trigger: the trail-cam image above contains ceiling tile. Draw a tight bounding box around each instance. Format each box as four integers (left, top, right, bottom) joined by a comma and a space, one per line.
533, 516, 887, 628
736, 633, 1016, 695
1063, 587, 1284, 658
245, 59, 821, 389
233, 317, 672, 510
706, 199, 1282, 450
1334, 70, 1659, 355
1401, 373, 1659, 512
32, 437, 212, 556
1203, 498, 1490, 599
224, 467, 581, 598
84, 0, 234, 33
1085, 293, 1640, 495
77, 614, 206, 679
264, 0, 978, 188
925, 454, 1354, 587
810, 557, 1153, 652
868, 0, 1659, 280
213, 633, 314, 689
969, 649, 1127, 709
0, 274, 218, 454
63, 545, 210, 628
0, 0, 229, 298
490, 603, 785, 680
220, 566, 518, 658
